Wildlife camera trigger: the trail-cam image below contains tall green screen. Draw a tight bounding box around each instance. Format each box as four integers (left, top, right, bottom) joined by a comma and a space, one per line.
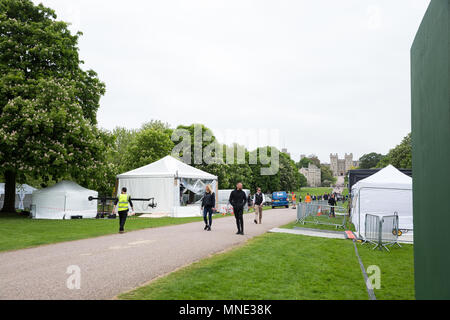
411, 0, 450, 300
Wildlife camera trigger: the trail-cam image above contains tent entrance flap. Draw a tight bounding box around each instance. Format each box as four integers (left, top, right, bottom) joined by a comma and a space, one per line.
179, 178, 216, 206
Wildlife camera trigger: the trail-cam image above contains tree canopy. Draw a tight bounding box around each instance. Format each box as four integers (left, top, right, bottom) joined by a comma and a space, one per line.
359, 152, 385, 169
376, 133, 412, 169
0, 0, 107, 212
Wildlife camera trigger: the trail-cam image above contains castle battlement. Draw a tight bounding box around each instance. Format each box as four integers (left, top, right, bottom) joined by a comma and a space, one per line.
330, 153, 354, 177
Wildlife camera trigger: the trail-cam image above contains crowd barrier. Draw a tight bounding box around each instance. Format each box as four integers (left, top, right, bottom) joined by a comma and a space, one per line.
297, 201, 347, 229
364, 212, 401, 251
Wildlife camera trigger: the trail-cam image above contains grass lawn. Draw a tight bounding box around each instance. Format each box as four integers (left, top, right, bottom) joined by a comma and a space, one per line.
297, 187, 333, 200
119, 233, 368, 300
282, 213, 355, 232
119, 233, 415, 300
357, 243, 415, 300
0, 207, 272, 253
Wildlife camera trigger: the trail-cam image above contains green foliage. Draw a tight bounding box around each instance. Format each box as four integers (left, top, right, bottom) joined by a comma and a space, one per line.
298, 172, 307, 188
320, 165, 336, 187
377, 133, 412, 169
0, 0, 107, 203
298, 157, 312, 168
123, 127, 174, 171
359, 152, 385, 169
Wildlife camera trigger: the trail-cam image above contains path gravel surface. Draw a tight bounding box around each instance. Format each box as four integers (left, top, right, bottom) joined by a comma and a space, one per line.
0, 208, 296, 300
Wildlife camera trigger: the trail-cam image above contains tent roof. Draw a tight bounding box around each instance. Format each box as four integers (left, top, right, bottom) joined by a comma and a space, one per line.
0, 183, 37, 194
33, 180, 96, 195
117, 156, 218, 180
352, 165, 412, 190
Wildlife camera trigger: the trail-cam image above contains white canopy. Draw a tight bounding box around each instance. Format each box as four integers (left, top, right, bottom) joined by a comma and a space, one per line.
117, 155, 217, 180
117, 156, 218, 217
0, 183, 37, 210
31, 181, 98, 219
351, 165, 413, 238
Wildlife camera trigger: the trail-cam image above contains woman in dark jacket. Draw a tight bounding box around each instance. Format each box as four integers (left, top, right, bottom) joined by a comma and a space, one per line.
201, 185, 216, 231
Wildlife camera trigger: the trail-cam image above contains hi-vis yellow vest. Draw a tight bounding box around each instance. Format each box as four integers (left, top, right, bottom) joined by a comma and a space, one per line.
118, 194, 130, 211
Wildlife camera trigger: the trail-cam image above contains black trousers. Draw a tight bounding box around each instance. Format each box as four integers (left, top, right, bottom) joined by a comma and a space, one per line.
118, 210, 129, 231
234, 206, 244, 233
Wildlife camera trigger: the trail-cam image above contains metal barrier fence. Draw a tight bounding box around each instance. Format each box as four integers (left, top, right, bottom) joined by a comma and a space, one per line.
364, 212, 401, 251
297, 201, 347, 229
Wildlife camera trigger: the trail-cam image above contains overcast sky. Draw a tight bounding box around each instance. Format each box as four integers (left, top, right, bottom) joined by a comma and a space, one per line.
34, 0, 430, 163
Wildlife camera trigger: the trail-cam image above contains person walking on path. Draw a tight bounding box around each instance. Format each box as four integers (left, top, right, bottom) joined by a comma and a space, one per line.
201, 185, 216, 231
252, 187, 265, 224
229, 182, 248, 235
112, 187, 134, 234
328, 193, 337, 218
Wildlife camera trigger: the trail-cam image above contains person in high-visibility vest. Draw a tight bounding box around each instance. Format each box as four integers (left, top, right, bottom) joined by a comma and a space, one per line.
292, 192, 297, 209
113, 187, 134, 234
305, 193, 312, 203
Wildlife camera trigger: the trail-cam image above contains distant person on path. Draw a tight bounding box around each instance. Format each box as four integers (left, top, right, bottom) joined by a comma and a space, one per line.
248, 192, 254, 209
328, 194, 337, 218
305, 193, 312, 203
201, 185, 216, 231
252, 187, 265, 224
113, 187, 134, 234
229, 183, 248, 235
291, 192, 297, 209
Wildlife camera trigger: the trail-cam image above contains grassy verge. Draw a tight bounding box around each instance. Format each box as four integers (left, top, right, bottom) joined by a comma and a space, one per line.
119, 233, 368, 300
356, 243, 415, 300
119, 232, 415, 300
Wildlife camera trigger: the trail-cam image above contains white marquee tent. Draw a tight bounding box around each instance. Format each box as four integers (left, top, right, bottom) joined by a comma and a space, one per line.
351, 165, 413, 238
117, 156, 218, 217
0, 183, 37, 210
31, 181, 98, 219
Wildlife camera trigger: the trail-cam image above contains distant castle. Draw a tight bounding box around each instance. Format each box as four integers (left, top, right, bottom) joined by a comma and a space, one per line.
329, 153, 359, 176
299, 163, 321, 187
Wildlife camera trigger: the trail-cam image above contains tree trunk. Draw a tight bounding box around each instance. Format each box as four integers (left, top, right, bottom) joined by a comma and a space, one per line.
1, 170, 17, 213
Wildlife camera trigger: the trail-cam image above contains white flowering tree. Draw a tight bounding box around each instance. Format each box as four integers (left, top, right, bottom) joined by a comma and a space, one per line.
0, 0, 109, 213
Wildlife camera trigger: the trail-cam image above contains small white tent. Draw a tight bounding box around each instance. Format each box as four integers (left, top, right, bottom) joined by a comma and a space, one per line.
351, 165, 413, 238
217, 189, 250, 214
117, 156, 218, 217
31, 181, 98, 219
0, 183, 37, 210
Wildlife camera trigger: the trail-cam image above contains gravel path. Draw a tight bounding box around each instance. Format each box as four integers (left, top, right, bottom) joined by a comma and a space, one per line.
0, 208, 296, 300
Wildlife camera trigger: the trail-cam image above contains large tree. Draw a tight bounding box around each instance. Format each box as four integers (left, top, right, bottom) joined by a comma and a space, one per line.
359, 152, 385, 169
377, 133, 412, 169
123, 126, 174, 171
0, 0, 107, 212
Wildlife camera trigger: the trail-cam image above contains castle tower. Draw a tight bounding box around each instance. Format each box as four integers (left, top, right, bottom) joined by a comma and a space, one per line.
344, 153, 353, 172
330, 153, 338, 176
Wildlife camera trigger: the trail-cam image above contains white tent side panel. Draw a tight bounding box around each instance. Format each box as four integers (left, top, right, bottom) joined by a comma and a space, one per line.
118, 177, 174, 215
31, 181, 98, 219
352, 188, 413, 236
0, 183, 37, 210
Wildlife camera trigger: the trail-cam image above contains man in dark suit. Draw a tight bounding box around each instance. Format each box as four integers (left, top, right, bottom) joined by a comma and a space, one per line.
229, 182, 248, 235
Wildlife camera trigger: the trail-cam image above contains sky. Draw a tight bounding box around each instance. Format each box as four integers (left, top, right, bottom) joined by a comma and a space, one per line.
33, 0, 430, 163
